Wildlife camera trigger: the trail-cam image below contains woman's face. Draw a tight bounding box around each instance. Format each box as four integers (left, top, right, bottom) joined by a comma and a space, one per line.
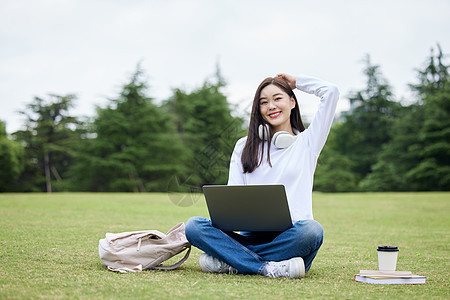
259, 84, 296, 134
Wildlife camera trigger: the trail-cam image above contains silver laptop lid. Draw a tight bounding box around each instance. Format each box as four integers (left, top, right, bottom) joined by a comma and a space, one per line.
202, 185, 292, 232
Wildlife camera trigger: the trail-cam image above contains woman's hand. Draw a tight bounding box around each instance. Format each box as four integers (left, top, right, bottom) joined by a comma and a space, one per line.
276, 73, 296, 90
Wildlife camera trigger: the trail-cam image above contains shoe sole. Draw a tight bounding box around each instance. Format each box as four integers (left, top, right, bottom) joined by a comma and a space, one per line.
288, 257, 305, 279
199, 253, 215, 273
199, 253, 237, 274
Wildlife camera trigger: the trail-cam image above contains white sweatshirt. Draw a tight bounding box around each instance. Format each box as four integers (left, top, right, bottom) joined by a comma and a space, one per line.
227, 75, 340, 222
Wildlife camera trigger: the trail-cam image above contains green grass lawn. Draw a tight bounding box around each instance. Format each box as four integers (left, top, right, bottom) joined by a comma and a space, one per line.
0, 192, 448, 299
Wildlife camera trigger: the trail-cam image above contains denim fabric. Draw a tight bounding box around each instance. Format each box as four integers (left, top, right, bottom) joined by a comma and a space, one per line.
185, 216, 323, 275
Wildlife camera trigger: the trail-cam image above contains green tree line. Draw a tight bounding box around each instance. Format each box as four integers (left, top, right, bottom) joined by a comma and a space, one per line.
314, 45, 449, 192
1, 45, 448, 193
0, 66, 246, 193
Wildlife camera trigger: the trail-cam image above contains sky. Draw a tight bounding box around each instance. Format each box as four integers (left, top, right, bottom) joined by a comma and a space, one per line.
1, 0, 449, 133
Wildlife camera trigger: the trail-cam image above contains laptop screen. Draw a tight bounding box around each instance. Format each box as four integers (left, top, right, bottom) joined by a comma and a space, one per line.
202, 185, 292, 232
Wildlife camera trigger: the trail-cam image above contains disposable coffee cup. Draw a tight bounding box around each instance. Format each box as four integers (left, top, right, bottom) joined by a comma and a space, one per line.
377, 246, 399, 271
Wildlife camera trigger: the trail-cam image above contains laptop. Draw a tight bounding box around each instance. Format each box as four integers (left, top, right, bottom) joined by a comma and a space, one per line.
202, 184, 292, 232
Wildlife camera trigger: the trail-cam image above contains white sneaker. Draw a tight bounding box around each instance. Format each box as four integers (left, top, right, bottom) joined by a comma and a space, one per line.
199, 253, 238, 274
262, 257, 305, 279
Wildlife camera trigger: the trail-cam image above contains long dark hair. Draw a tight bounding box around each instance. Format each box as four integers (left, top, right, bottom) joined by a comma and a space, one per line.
241, 77, 305, 173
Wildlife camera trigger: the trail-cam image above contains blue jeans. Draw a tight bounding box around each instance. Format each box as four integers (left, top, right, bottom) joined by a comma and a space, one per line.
185, 216, 323, 275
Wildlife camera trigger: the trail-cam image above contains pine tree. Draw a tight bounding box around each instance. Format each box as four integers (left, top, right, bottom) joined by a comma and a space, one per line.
360, 44, 449, 191
164, 68, 245, 189
316, 55, 401, 191
13, 95, 80, 192
407, 45, 450, 190
72, 66, 187, 192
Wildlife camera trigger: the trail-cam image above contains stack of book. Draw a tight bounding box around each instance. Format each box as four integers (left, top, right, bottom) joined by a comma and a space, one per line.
354, 270, 426, 285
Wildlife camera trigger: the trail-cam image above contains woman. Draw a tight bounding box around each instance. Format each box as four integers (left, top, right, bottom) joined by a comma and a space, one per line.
185, 73, 339, 278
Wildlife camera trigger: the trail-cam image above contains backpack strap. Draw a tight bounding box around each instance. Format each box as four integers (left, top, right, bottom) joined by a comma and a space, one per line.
151, 244, 191, 271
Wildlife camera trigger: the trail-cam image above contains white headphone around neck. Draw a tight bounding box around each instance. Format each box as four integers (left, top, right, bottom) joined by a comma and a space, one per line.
258, 124, 297, 149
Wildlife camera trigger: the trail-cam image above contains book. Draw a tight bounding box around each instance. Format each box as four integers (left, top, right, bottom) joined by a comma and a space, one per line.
354, 270, 426, 285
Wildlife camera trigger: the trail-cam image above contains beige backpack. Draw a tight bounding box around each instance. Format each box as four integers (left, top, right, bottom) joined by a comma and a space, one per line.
99, 222, 191, 273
